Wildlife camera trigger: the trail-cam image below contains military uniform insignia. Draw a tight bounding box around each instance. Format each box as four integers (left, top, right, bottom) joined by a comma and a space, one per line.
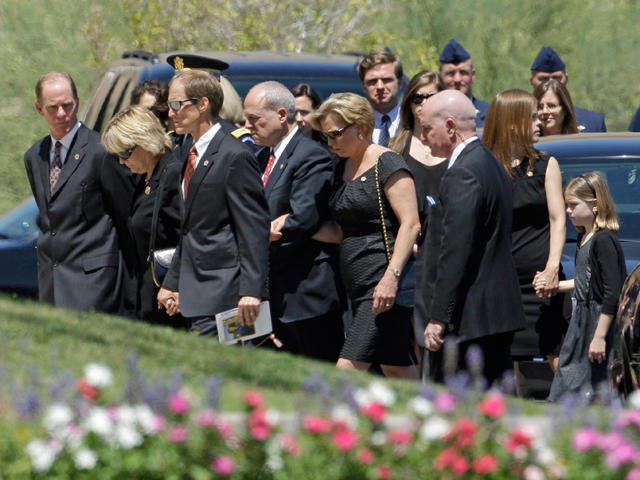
173, 56, 185, 71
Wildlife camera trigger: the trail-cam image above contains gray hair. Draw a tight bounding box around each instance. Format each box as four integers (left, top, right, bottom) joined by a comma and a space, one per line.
250, 81, 296, 123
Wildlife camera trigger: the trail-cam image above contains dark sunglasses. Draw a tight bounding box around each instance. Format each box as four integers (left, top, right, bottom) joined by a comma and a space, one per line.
167, 98, 198, 111
117, 145, 136, 160
411, 93, 435, 105
323, 124, 353, 139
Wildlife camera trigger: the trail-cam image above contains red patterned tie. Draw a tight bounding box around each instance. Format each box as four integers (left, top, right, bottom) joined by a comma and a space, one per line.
184, 145, 197, 198
49, 141, 63, 194
263, 150, 276, 186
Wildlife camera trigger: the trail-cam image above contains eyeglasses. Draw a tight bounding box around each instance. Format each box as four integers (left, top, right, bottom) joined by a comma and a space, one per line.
167, 98, 198, 111
323, 124, 353, 139
411, 93, 435, 105
117, 146, 136, 160
537, 102, 562, 113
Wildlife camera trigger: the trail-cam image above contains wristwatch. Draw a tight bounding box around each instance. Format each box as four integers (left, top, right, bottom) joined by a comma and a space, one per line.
388, 267, 401, 277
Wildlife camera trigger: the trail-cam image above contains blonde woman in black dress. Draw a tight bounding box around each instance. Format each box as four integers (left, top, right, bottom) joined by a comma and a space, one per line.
311, 93, 421, 379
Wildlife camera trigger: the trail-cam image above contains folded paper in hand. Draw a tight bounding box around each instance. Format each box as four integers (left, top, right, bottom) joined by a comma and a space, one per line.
215, 301, 272, 344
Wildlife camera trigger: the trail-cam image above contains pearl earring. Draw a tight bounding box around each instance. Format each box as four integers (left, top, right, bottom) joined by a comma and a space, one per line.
358, 132, 364, 139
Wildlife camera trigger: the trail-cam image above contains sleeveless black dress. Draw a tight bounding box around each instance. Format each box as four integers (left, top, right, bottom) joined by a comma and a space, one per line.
510, 154, 567, 358
329, 151, 414, 366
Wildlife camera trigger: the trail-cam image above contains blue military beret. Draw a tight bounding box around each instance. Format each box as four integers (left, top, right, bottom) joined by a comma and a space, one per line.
439, 38, 471, 64
167, 54, 229, 73
531, 46, 566, 72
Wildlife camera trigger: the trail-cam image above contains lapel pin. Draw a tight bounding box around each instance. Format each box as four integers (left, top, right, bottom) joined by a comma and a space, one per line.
280, 164, 284, 169
361, 176, 367, 182
203, 160, 209, 166
74, 154, 79, 160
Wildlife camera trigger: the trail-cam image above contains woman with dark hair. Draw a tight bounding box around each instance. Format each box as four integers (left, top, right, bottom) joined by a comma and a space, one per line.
483, 89, 566, 373
533, 79, 579, 135
290, 83, 323, 142
388, 70, 446, 227
310, 93, 421, 379
102, 105, 184, 328
130, 80, 170, 129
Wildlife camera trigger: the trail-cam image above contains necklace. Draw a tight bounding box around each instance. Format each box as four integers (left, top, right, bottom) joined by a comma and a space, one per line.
144, 176, 151, 195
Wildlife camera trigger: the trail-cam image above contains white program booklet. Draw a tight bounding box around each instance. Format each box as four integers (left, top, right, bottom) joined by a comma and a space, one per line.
215, 301, 272, 344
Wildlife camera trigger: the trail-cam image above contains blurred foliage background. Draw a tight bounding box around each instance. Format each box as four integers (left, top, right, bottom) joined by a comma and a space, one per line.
1, 0, 639, 213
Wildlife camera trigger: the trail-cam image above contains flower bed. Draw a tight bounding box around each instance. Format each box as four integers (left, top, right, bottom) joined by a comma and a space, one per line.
2, 360, 640, 479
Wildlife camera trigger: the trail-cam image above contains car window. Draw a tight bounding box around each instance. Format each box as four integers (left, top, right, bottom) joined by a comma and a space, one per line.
558, 157, 640, 241
0, 199, 39, 242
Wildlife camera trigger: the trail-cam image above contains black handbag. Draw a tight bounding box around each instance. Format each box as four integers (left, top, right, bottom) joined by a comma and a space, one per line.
374, 157, 416, 307
148, 167, 176, 288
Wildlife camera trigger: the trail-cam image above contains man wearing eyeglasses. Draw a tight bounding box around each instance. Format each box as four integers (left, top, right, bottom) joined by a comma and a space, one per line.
358, 51, 404, 146
438, 39, 489, 129
529, 46, 606, 133
157, 70, 270, 335
24, 72, 136, 314
242, 81, 345, 361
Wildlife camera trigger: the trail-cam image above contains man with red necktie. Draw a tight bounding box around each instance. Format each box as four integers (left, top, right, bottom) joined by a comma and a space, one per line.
157, 69, 270, 335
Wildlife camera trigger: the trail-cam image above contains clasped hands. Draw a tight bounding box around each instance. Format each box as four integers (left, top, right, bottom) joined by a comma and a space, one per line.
532, 268, 559, 300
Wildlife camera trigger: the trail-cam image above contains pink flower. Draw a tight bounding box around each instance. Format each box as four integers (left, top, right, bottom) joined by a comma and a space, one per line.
76, 378, 98, 401
243, 389, 264, 408
211, 455, 235, 476
626, 467, 640, 480
505, 428, 533, 453
216, 420, 234, 439
435, 447, 458, 470
434, 391, 456, 413
451, 456, 469, 475
168, 393, 190, 415
332, 428, 358, 452
447, 418, 477, 447
168, 425, 188, 443
360, 402, 387, 422
387, 429, 412, 445
280, 433, 301, 456
572, 427, 599, 452
303, 415, 332, 434
477, 392, 506, 418
195, 409, 217, 428
473, 453, 499, 474
377, 464, 392, 480
152, 414, 166, 433
357, 447, 374, 464
605, 441, 637, 470
250, 423, 271, 441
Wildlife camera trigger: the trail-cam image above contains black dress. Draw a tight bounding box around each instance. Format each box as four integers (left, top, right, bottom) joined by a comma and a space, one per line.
509, 154, 566, 358
329, 151, 414, 366
400, 138, 448, 346
129, 151, 184, 327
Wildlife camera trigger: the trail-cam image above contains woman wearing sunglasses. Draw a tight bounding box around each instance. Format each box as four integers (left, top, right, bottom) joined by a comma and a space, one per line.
102, 105, 184, 328
310, 93, 421, 379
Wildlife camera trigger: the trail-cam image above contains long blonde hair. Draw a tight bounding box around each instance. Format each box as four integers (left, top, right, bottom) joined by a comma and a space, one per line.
564, 172, 619, 233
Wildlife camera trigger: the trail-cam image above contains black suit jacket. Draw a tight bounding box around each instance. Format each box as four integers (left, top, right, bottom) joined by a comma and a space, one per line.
420, 140, 524, 342
24, 124, 136, 313
265, 129, 344, 323
163, 127, 270, 318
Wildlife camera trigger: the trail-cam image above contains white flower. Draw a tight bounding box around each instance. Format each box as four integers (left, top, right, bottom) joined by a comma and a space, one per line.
371, 431, 387, 446
536, 446, 557, 466
26, 439, 58, 473
84, 363, 113, 388
134, 405, 156, 434
368, 380, 396, 406
115, 424, 143, 449
408, 397, 434, 417
43, 403, 73, 432
331, 404, 358, 430
420, 416, 450, 440
265, 409, 280, 427
83, 407, 113, 438
266, 453, 283, 471
523, 465, 545, 480
116, 405, 137, 426
74, 448, 98, 470
628, 390, 640, 410
354, 388, 371, 407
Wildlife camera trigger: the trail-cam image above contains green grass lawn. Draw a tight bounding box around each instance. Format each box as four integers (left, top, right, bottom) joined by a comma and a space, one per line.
0, 294, 422, 412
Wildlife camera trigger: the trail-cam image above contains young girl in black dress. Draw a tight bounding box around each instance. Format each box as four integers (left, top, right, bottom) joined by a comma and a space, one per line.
546, 173, 627, 401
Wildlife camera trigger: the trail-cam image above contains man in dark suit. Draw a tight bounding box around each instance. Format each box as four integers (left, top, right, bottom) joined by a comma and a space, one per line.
157, 70, 270, 333
530, 46, 606, 133
418, 90, 524, 385
243, 81, 345, 361
24, 72, 136, 314
438, 39, 489, 128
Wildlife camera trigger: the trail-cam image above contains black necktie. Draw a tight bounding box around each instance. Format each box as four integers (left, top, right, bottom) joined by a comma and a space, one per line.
379, 114, 391, 146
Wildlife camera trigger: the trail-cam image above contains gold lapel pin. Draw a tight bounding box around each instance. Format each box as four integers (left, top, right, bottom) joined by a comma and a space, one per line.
74, 154, 79, 160
203, 160, 209, 166
361, 176, 367, 182
280, 164, 284, 169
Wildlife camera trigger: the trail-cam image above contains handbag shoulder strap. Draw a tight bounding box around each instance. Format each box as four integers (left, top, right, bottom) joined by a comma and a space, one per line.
374, 156, 392, 264
147, 165, 170, 262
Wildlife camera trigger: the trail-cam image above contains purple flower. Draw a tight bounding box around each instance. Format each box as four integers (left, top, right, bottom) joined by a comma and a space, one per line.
16, 390, 40, 418
434, 391, 456, 413
204, 376, 223, 411
465, 345, 484, 374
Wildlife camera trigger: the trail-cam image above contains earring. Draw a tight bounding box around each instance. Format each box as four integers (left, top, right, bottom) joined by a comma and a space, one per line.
358, 132, 364, 139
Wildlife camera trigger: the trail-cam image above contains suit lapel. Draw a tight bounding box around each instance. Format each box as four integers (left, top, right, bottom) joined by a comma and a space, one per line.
265, 130, 300, 197
183, 128, 223, 214
50, 126, 87, 200
37, 137, 53, 201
